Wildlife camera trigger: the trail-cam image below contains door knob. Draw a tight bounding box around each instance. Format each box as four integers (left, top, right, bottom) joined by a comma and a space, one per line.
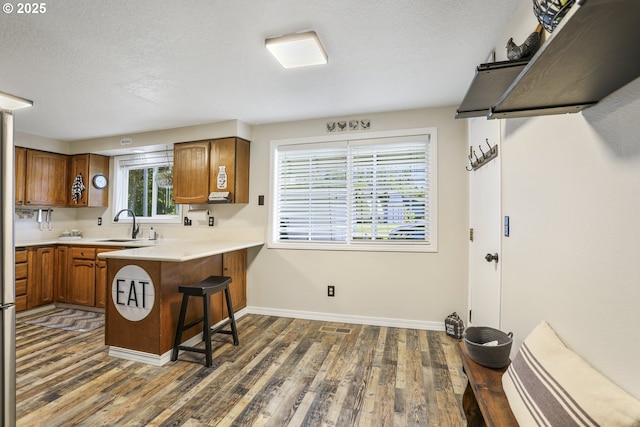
485, 253, 499, 263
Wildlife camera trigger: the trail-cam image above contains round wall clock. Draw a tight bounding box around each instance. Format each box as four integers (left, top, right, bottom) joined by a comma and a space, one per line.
92, 174, 108, 189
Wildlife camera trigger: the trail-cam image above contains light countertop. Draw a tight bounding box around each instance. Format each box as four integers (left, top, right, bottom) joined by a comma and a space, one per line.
15, 238, 264, 262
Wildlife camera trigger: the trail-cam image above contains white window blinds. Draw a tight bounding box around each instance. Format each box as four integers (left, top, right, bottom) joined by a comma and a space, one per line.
275, 144, 348, 242
350, 140, 430, 242
272, 130, 435, 251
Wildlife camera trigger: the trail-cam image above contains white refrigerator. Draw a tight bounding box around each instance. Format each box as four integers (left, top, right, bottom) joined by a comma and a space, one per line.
1, 110, 17, 426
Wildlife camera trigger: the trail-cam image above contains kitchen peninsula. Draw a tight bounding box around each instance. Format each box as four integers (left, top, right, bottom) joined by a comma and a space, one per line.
98, 239, 263, 366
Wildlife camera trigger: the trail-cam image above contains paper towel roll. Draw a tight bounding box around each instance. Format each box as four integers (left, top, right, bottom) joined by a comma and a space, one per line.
187, 207, 209, 224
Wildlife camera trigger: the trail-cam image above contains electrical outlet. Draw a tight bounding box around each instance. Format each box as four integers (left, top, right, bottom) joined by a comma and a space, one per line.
97, 217, 102, 226
327, 285, 335, 297
208, 216, 215, 227
258, 195, 264, 206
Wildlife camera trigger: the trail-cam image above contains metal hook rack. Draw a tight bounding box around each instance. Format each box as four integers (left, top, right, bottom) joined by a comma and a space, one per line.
466, 138, 498, 171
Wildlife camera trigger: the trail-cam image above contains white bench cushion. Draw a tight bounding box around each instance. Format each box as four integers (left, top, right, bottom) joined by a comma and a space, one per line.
502, 321, 640, 427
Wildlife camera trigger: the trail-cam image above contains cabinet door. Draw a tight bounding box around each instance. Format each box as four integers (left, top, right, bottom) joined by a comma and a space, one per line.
210, 138, 250, 203
95, 247, 121, 308
69, 259, 96, 306
69, 154, 89, 206
95, 260, 107, 308
28, 246, 56, 308
69, 154, 110, 207
25, 150, 69, 206
173, 141, 210, 204
15, 147, 26, 206
55, 245, 69, 303
222, 249, 247, 314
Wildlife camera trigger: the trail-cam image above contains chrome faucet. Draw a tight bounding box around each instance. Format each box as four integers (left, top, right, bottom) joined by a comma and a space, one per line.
113, 209, 140, 239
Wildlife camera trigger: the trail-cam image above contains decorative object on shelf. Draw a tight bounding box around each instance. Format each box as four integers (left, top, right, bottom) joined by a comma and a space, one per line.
337, 121, 347, 131
466, 138, 498, 171
156, 149, 173, 189
360, 119, 370, 129
71, 173, 86, 203
533, 0, 576, 33
506, 25, 543, 61
92, 173, 108, 189
349, 120, 359, 131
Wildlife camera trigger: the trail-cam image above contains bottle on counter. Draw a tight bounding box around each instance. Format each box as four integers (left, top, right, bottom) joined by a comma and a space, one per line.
149, 227, 156, 240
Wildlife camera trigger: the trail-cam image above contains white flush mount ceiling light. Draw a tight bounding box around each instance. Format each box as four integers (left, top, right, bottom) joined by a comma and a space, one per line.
266, 31, 328, 69
0, 91, 33, 110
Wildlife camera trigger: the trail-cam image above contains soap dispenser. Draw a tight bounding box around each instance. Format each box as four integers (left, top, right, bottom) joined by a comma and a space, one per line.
149, 227, 156, 240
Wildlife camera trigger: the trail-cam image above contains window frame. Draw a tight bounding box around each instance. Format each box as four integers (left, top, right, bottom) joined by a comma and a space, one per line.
112, 151, 182, 224
268, 128, 438, 252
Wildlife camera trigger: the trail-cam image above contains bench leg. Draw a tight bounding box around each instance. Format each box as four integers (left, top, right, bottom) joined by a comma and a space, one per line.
463, 381, 486, 427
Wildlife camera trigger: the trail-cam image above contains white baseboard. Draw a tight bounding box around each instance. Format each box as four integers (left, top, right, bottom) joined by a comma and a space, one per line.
245, 306, 445, 331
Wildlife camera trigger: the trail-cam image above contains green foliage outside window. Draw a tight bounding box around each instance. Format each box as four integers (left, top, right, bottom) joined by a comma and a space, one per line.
127, 166, 176, 217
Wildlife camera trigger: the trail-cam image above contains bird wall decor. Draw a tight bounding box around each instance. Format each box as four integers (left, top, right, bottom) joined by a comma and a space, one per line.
506, 24, 543, 61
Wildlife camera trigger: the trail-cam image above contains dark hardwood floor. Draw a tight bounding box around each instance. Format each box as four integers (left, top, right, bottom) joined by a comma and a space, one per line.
16, 308, 467, 426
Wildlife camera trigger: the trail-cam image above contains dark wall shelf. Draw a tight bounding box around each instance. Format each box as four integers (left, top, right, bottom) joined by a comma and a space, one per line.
456, 0, 640, 120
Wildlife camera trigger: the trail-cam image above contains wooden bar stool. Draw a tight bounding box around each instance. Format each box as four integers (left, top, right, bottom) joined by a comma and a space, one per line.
171, 275, 239, 367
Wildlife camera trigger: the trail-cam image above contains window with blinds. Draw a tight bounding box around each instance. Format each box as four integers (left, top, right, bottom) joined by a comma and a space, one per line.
271, 129, 437, 251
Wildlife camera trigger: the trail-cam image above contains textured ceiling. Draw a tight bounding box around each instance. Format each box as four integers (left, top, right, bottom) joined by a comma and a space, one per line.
0, 0, 519, 141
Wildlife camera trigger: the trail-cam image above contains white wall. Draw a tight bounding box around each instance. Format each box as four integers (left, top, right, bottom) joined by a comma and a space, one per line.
495, 1, 640, 399
500, 88, 640, 399
245, 107, 469, 327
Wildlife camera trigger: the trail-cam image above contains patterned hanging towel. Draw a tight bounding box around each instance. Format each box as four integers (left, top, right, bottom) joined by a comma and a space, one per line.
71, 173, 85, 203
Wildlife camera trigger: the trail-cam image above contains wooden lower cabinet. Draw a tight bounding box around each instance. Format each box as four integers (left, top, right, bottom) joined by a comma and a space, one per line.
27, 246, 56, 309
15, 248, 28, 312
222, 249, 247, 315
55, 246, 69, 303
69, 260, 96, 306
17, 245, 247, 313
67, 246, 123, 308
95, 248, 121, 308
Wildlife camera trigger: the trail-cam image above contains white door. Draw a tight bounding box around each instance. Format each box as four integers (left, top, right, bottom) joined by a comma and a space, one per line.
468, 118, 502, 328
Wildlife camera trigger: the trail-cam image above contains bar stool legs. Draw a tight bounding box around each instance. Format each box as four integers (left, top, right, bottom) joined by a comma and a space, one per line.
171, 276, 239, 367
223, 286, 239, 346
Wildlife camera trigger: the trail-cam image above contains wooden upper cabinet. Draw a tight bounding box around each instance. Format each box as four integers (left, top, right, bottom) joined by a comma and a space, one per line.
173, 137, 250, 204
69, 153, 109, 207
24, 150, 69, 206
173, 141, 211, 204
15, 147, 26, 206
210, 137, 250, 204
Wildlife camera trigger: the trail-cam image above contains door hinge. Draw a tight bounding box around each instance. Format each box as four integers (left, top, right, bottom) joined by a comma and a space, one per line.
469, 228, 474, 241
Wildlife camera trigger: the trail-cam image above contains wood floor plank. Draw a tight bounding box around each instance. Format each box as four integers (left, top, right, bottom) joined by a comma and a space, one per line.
16, 309, 467, 426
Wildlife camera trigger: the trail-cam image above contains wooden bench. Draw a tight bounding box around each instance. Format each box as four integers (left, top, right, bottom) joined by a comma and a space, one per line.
458, 341, 519, 427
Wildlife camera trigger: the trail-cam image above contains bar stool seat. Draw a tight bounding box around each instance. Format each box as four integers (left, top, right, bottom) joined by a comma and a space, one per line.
171, 275, 239, 367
